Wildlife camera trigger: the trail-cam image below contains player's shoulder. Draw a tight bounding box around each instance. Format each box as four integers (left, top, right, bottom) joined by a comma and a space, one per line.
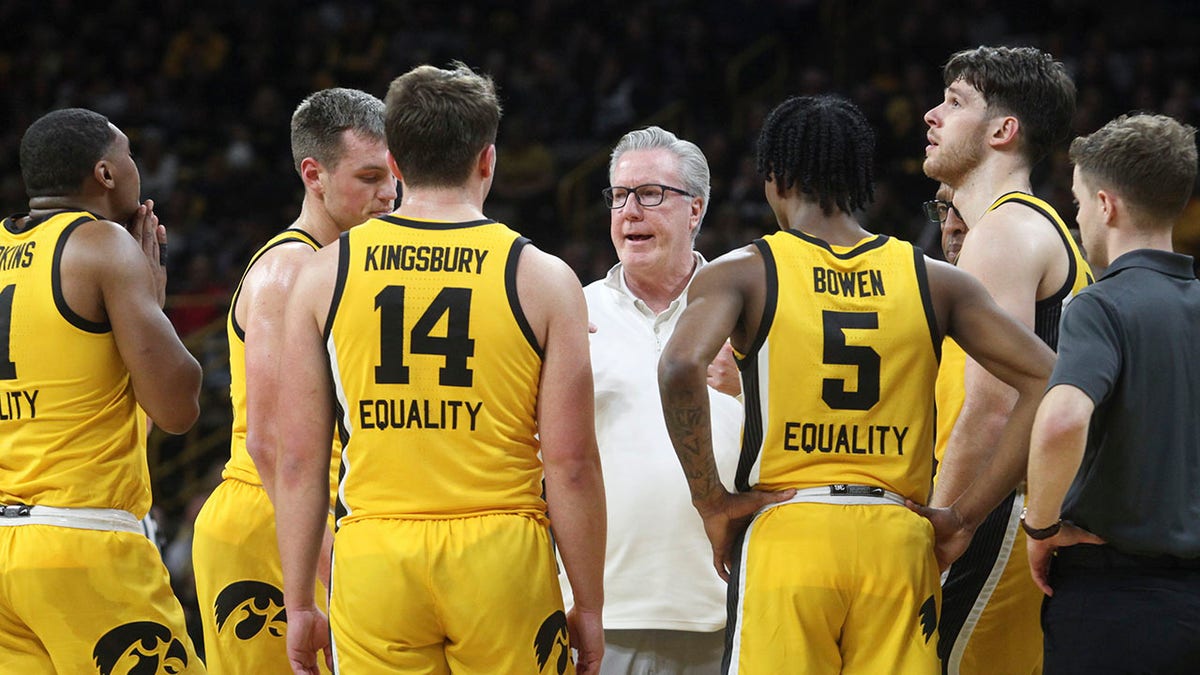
62, 217, 144, 268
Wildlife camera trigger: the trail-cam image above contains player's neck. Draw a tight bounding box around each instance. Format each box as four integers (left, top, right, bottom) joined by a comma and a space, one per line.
293, 196, 346, 247
395, 185, 486, 223
778, 201, 871, 248
953, 158, 1032, 227
28, 195, 110, 222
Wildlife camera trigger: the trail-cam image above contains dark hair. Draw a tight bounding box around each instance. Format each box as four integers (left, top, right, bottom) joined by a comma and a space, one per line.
19, 108, 115, 198
943, 46, 1076, 165
756, 95, 875, 216
290, 87, 386, 174
384, 61, 501, 187
1070, 113, 1198, 222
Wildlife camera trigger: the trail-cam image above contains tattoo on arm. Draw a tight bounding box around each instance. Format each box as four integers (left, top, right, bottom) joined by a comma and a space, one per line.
662, 389, 722, 506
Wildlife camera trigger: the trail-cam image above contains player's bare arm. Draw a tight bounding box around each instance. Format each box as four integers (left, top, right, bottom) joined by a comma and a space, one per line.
241, 242, 323, 501
64, 201, 201, 433
516, 244, 606, 675
931, 207, 1062, 507
913, 260, 1054, 568
659, 246, 790, 580
274, 245, 340, 675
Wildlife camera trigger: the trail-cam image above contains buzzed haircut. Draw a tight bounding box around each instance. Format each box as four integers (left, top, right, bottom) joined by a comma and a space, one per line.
384, 61, 501, 188
609, 125, 712, 224
290, 87, 387, 174
19, 108, 115, 198
756, 95, 876, 217
1070, 113, 1198, 222
943, 46, 1076, 165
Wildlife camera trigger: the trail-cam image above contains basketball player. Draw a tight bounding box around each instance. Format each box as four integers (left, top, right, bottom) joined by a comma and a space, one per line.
922, 46, 1090, 675
274, 63, 606, 674
191, 88, 395, 673
0, 108, 203, 672
658, 94, 1054, 674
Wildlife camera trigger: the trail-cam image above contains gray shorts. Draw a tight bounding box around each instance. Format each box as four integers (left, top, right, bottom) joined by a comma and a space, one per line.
600, 628, 724, 675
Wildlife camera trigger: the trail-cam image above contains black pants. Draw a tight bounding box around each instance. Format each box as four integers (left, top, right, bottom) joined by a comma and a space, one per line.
1043, 545, 1200, 674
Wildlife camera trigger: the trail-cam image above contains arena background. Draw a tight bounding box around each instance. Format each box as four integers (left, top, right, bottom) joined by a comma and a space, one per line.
2, 0, 1197, 654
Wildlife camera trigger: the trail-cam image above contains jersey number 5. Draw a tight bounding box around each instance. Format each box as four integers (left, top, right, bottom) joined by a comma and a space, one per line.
374, 285, 475, 387
822, 310, 880, 410
0, 284, 16, 380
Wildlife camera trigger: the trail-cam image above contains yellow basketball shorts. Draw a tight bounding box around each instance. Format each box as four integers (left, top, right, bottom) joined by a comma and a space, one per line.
329, 513, 572, 674
0, 522, 203, 674
726, 502, 940, 674
939, 490, 1042, 675
192, 478, 330, 674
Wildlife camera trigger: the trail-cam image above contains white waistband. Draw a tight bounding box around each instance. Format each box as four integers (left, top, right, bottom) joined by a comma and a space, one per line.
769, 485, 908, 510
0, 505, 145, 534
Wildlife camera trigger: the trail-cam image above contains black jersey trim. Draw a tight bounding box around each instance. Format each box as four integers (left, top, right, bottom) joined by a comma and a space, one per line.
938, 490, 1019, 669
991, 193, 1088, 346
229, 229, 322, 341
912, 246, 941, 362
782, 229, 890, 259
53, 215, 110, 333
734, 351, 764, 493
333, 381, 350, 530
323, 232, 351, 341
743, 239, 778, 360
379, 214, 496, 230
722, 524, 751, 673
505, 237, 543, 359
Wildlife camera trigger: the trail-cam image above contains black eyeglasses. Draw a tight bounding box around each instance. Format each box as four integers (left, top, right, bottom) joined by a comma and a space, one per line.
602, 183, 694, 209
923, 199, 963, 225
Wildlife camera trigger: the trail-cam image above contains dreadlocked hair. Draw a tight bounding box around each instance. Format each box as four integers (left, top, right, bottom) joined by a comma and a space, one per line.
755, 95, 875, 216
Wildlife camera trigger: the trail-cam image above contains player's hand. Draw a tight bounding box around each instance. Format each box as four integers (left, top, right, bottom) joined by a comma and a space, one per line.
286, 605, 332, 675
906, 500, 973, 571
697, 488, 795, 582
567, 606, 604, 675
128, 199, 168, 307
706, 341, 741, 398
1027, 524, 1106, 596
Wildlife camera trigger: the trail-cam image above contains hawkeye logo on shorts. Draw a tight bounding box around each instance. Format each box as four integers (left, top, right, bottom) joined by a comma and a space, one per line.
919, 594, 938, 644
215, 580, 287, 640
92, 621, 189, 675
533, 610, 570, 674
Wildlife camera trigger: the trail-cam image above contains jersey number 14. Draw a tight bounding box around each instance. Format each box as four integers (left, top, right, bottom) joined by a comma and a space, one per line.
373, 285, 475, 387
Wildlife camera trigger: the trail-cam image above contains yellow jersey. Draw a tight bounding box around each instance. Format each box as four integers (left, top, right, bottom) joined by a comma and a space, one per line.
222, 228, 340, 504
326, 215, 544, 524
737, 230, 941, 503
0, 211, 149, 515
934, 192, 1093, 466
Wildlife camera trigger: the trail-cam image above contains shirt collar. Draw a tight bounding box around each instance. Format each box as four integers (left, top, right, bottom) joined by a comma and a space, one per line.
603, 250, 708, 299
1101, 248, 1197, 281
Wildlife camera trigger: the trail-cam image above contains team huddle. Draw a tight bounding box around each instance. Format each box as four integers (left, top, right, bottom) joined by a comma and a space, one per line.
1, 44, 1198, 675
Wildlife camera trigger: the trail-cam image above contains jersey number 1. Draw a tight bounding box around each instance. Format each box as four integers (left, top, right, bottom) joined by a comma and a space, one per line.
0, 284, 16, 380
822, 310, 880, 410
374, 285, 475, 387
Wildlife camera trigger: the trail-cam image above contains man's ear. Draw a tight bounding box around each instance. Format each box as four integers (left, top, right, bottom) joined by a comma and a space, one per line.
479, 144, 496, 179
1096, 188, 1118, 227
299, 156, 324, 194
93, 160, 115, 189
988, 115, 1020, 151
386, 150, 403, 182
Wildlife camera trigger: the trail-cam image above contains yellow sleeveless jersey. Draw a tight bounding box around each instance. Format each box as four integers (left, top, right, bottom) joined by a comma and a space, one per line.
934, 192, 1093, 466
0, 211, 149, 515
326, 215, 544, 524
223, 228, 340, 505
736, 230, 941, 503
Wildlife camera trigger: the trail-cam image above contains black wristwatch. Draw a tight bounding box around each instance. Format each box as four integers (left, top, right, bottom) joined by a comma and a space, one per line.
1020, 508, 1062, 540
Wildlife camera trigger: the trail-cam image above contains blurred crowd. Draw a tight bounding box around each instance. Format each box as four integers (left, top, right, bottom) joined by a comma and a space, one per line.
2, 0, 1197, 651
